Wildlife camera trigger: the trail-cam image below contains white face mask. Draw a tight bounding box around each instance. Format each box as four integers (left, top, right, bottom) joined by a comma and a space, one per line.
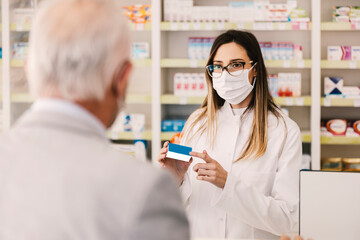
212, 63, 257, 105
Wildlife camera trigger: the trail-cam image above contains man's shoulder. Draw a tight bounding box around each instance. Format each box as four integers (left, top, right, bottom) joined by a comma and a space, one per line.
98, 145, 169, 187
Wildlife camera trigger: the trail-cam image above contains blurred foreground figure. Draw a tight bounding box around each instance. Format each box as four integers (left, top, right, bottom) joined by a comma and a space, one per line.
0, 0, 189, 239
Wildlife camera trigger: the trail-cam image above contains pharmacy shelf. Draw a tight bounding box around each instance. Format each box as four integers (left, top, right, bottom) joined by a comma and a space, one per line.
161, 132, 178, 141
108, 131, 152, 141
10, 23, 31, 31
108, 131, 183, 141
161, 59, 207, 68
321, 136, 360, 145
274, 96, 312, 106
6, 59, 152, 68
161, 21, 311, 31
265, 59, 312, 68
161, 94, 205, 105
161, 94, 312, 106
11, 93, 33, 103
126, 94, 152, 104
133, 59, 152, 67
10, 59, 25, 67
128, 22, 152, 31
9, 22, 152, 32
321, 98, 360, 107
161, 131, 312, 143
8, 93, 151, 104
160, 58, 311, 69
301, 132, 311, 143
321, 22, 360, 31
321, 60, 360, 69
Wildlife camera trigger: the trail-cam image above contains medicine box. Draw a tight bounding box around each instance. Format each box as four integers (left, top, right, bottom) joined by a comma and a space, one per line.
12, 42, 29, 59
166, 143, 192, 162
131, 42, 150, 59
161, 119, 186, 132
324, 76, 344, 96
351, 46, 360, 61
327, 46, 351, 61
174, 73, 207, 96
11, 8, 35, 25
229, 2, 255, 23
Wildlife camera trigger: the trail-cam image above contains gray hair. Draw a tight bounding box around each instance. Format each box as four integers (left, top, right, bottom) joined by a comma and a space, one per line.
28, 0, 130, 101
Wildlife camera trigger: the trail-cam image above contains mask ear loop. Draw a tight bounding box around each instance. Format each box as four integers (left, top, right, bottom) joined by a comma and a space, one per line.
249, 62, 257, 87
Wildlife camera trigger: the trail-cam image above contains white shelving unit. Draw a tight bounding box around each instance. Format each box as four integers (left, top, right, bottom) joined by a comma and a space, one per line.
320, 0, 360, 161
1, 0, 359, 169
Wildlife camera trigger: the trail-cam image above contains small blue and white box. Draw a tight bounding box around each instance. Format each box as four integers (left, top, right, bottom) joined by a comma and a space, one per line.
166, 143, 192, 162
324, 76, 343, 97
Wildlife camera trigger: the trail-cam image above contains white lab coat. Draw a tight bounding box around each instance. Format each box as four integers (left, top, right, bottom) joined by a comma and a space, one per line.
180, 102, 302, 240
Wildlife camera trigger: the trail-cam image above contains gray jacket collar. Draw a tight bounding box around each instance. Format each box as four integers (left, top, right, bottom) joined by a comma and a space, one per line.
13, 110, 109, 142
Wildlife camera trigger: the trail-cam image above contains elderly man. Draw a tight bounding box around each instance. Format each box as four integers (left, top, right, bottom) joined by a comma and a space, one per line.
0, 0, 189, 239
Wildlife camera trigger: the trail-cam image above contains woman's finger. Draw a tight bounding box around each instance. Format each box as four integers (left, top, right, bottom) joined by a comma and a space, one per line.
190, 151, 206, 160
279, 236, 291, 240
160, 147, 168, 154
158, 154, 167, 161
197, 169, 215, 177
202, 150, 214, 163
196, 175, 215, 182
193, 163, 216, 172
190, 150, 214, 163
163, 141, 169, 148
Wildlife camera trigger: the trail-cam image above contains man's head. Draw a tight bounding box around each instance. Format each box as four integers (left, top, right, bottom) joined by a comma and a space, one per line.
27, 0, 132, 127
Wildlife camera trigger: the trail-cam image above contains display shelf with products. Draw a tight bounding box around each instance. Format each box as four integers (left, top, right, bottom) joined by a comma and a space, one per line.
10, 23, 31, 32
1, 93, 152, 104
161, 131, 313, 143
9, 22, 152, 32
160, 58, 312, 69
132, 59, 152, 67
6, 59, 152, 68
321, 136, 360, 145
160, 94, 312, 107
10, 59, 25, 67
108, 131, 313, 143
128, 22, 152, 31
108, 130, 152, 141
161, 94, 204, 105
5, 0, 359, 168
161, 21, 312, 32
321, 22, 360, 31
321, 60, 360, 69
320, 0, 360, 161
321, 98, 360, 107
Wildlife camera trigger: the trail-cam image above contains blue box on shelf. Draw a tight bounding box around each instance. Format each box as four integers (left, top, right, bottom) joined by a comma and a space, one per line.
161, 119, 186, 132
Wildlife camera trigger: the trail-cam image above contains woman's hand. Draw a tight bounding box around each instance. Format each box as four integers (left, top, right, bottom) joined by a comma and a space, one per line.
190, 150, 228, 189
158, 141, 192, 184
280, 236, 312, 240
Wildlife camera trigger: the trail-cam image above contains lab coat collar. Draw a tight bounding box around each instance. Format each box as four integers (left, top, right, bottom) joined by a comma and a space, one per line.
218, 101, 251, 121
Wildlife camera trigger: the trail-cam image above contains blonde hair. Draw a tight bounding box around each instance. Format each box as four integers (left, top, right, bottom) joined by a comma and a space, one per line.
183, 30, 285, 161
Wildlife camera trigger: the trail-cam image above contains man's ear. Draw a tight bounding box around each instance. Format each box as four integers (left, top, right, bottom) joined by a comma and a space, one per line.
113, 61, 133, 98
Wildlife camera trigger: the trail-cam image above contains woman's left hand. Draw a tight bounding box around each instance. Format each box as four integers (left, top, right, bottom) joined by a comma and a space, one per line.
190, 150, 228, 189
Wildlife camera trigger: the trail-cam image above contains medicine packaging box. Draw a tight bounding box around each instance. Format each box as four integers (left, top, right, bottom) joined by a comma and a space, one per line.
166, 143, 192, 162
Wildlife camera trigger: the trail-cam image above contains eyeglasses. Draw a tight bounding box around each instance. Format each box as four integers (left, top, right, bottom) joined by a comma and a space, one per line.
206, 61, 254, 78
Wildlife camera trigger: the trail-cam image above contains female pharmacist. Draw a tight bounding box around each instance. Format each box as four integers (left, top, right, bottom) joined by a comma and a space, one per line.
158, 30, 302, 240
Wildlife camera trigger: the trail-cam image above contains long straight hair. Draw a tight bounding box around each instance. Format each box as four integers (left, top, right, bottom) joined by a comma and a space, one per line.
183, 30, 284, 161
